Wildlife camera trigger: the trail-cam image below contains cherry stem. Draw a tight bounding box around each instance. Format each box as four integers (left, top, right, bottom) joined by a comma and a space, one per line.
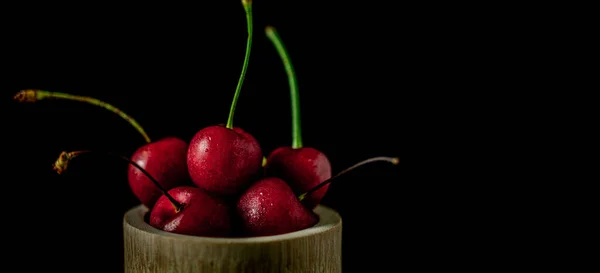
297, 156, 400, 201
226, 0, 253, 129
14, 89, 151, 144
265, 26, 303, 149
53, 150, 183, 212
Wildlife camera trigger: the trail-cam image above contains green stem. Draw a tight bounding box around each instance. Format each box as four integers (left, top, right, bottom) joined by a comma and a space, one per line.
298, 156, 399, 201
265, 26, 303, 149
14, 89, 151, 144
53, 150, 183, 212
226, 0, 253, 129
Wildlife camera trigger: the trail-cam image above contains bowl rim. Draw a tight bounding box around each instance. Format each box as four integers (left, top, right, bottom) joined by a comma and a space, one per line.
123, 204, 342, 244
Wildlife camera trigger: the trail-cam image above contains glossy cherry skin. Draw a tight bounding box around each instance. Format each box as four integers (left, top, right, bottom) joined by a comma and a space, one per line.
149, 186, 233, 237
237, 177, 319, 237
187, 125, 262, 196
264, 147, 332, 209
128, 137, 190, 209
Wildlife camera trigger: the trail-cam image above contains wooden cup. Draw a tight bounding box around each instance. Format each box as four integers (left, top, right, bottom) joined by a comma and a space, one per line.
123, 204, 342, 273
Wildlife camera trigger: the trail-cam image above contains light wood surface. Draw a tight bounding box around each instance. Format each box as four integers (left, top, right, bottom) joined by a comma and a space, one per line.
123, 204, 342, 273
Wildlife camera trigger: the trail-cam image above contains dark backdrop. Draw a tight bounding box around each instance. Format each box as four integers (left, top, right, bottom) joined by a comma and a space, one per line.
1, 1, 504, 272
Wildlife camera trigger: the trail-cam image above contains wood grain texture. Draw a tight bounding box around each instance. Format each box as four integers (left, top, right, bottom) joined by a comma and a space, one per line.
123, 204, 342, 273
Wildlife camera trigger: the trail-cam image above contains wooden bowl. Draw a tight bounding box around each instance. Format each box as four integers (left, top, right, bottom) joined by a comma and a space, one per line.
123, 204, 342, 273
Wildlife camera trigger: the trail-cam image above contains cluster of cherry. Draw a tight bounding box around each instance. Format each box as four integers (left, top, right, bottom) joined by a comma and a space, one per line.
13, 0, 398, 238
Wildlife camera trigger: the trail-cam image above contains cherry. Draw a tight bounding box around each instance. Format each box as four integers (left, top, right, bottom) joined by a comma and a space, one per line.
262, 26, 332, 209
265, 147, 330, 209
187, 0, 262, 196
53, 151, 232, 237
188, 126, 262, 196
150, 186, 233, 237
14, 89, 190, 208
237, 156, 399, 237
236, 177, 319, 237
128, 137, 190, 209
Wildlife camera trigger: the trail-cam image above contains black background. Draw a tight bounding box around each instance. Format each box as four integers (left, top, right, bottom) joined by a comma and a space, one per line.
1, 1, 519, 272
